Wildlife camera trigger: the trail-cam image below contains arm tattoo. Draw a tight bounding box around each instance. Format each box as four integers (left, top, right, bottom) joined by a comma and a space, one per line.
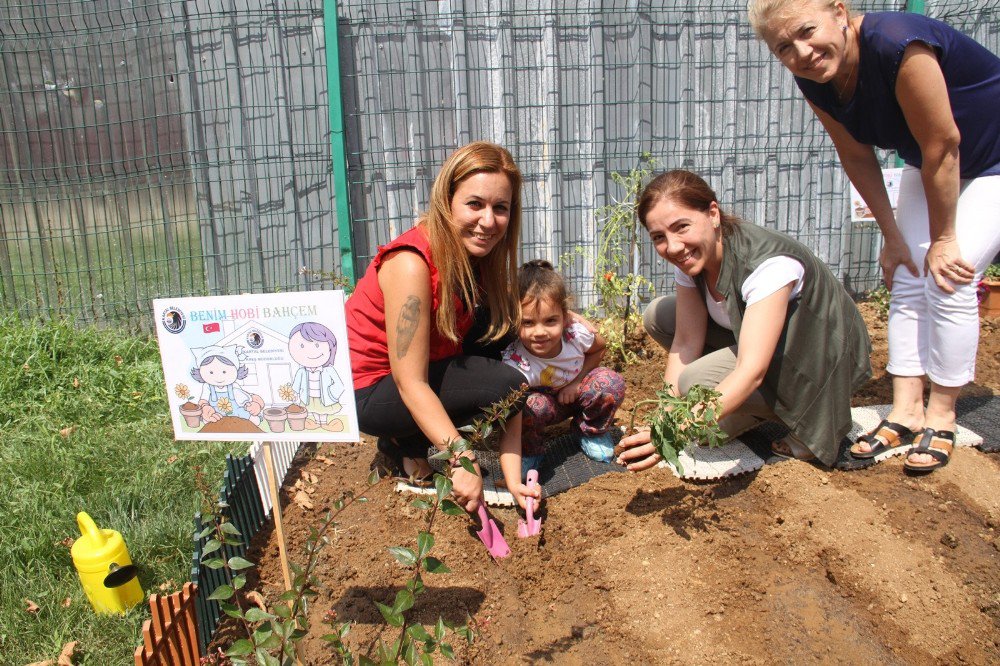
395, 295, 421, 359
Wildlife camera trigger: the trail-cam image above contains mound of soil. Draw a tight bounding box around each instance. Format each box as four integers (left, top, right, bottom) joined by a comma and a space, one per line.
232, 304, 1000, 663
199, 416, 263, 434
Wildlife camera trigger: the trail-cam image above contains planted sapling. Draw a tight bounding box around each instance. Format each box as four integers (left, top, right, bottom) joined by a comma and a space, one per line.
624, 383, 727, 475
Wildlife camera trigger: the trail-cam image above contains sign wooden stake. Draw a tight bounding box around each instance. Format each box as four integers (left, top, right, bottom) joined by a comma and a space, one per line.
262, 441, 304, 665
262, 441, 293, 592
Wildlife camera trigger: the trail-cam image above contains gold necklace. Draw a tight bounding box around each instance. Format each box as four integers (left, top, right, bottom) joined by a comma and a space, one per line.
835, 25, 859, 102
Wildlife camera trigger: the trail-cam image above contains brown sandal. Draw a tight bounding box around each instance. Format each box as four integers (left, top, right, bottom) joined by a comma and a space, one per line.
850, 419, 917, 460
903, 428, 955, 474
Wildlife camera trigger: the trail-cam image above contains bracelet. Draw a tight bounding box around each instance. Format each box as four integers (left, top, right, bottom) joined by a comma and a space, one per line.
449, 453, 477, 469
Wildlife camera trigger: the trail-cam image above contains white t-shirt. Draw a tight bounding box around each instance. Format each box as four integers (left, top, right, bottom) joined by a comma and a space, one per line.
501, 321, 595, 389
674, 256, 805, 330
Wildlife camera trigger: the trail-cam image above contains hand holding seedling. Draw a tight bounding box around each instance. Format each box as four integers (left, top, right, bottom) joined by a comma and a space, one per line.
450, 461, 482, 512
614, 383, 726, 475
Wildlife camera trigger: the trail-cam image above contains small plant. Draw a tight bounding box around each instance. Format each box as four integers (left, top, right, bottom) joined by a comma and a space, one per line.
204, 470, 383, 665
593, 155, 657, 322
867, 285, 891, 322
209, 388, 524, 664
627, 383, 727, 475
299, 267, 355, 294
353, 387, 526, 664
559, 156, 657, 369
978, 264, 1000, 307
175, 383, 194, 401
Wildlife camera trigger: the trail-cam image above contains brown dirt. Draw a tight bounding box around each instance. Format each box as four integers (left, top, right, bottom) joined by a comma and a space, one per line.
198, 416, 263, 434
236, 304, 999, 664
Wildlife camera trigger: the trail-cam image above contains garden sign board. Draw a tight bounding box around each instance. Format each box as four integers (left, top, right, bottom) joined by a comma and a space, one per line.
153, 291, 358, 442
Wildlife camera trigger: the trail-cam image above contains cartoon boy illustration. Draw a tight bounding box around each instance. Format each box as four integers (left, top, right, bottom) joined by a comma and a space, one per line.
189, 344, 265, 425
288, 322, 345, 431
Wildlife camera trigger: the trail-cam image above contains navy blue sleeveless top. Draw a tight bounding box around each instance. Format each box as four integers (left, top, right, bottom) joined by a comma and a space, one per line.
796, 12, 1000, 178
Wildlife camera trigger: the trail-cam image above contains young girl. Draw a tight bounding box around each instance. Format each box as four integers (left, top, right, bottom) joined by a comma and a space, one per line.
288, 322, 346, 432
190, 344, 265, 424
500, 260, 626, 487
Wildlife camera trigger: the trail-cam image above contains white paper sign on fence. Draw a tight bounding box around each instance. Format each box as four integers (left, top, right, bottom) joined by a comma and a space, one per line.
850, 167, 903, 222
152, 291, 358, 442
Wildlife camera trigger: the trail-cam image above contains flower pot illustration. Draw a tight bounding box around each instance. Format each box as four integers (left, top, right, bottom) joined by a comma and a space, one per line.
263, 407, 288, 433
179, 402, 202, 428
286, 404, 307, 431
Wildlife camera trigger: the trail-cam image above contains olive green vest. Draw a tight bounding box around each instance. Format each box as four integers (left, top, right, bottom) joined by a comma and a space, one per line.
699, 223, 872, 465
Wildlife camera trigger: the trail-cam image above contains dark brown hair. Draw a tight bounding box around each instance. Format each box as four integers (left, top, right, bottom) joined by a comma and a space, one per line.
518, 259, 570, 313
636, 169, 742, 237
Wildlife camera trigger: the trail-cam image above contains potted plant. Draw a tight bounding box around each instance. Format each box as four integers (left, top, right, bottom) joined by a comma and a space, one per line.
980, 263, 1000, 318
174, 384, 202, 428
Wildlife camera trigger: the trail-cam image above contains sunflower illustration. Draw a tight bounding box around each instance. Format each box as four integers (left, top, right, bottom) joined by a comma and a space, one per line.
174, 383, 193, 400
278, 383, 298, 403
216, 397, 233, 415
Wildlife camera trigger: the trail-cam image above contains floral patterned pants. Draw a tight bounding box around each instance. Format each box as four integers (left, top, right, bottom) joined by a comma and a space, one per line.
521, 366, 625, 456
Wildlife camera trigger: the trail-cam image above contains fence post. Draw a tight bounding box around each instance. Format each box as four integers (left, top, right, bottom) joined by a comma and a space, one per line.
325, 0, 356, 283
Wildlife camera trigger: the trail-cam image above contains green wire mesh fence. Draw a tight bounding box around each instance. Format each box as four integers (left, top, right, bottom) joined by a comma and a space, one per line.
1, 1, 997, 328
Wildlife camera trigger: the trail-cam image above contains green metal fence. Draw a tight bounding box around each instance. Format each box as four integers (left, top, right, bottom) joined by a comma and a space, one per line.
1, 1, 998, 328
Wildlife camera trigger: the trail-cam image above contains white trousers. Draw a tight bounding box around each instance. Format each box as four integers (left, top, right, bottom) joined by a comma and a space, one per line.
887, 166, 1000, 386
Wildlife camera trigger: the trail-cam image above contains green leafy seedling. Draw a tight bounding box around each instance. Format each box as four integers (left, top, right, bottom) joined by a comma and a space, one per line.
627, 383, 727, 475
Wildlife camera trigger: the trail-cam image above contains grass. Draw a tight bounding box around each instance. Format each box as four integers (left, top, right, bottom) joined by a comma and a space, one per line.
0, 216, 206, 328
0, 317, 243, 664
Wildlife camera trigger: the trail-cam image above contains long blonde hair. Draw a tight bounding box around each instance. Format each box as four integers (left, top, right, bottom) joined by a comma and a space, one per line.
421, 141, 523, 343
747, 0, 851, 40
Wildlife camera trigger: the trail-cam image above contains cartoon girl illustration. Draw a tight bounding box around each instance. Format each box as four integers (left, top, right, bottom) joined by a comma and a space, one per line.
189, 344, 265, 425
288, 322, 345, 432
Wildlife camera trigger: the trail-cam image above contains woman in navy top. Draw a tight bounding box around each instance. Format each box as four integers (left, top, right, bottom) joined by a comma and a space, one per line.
749, 1, 1000, 473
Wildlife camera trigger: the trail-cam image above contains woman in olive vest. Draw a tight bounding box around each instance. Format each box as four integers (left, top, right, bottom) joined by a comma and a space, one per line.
616, 170, 871, 469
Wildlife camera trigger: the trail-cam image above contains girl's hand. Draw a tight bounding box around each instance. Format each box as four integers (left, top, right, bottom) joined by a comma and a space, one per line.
246, 395, 265, 416
200, 404, 221, 423
613, 426, 661, 471
879, 238, 919, 291
450, 463, 483, 513
557, 380, 581, 405
509, 481, 542, 511
925, 237, 975, 294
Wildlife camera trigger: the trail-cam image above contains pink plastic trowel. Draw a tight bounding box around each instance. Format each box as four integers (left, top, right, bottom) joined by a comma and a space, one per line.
517, 469, 542, 538
475, 503, 511, 559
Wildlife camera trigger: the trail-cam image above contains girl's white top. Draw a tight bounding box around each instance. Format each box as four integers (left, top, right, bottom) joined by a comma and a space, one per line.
501, 321, 594, 389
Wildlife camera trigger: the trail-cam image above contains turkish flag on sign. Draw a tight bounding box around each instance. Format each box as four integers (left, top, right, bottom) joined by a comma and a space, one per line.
203, 322, 220, 334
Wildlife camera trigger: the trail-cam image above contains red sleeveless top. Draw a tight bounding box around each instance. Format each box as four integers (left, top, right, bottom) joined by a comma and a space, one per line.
345, 225, 474, 390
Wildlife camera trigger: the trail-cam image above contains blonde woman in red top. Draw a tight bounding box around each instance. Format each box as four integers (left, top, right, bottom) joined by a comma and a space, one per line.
345, 142, 538, 512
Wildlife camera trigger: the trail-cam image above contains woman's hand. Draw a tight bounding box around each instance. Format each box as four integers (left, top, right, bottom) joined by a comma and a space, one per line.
879, 238, 920, 291
613, 426, 662, 471
925, 237, 975, 294
509, 481, 542, 511
450, 463, 484, 513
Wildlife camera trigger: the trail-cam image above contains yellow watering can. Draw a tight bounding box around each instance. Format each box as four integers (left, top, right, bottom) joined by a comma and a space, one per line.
70, 512, 144, 614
